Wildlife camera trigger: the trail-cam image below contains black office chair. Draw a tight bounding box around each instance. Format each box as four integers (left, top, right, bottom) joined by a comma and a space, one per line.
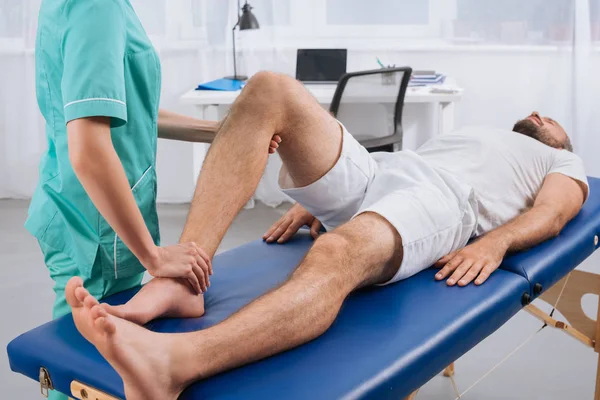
329, 67, 412, 153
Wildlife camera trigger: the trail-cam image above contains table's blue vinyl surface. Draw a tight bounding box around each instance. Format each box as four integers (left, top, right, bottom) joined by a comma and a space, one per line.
7, 177, 600, 399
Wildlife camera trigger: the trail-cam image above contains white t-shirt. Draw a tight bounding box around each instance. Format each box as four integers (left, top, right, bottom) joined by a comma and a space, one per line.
415, 126, 589, 236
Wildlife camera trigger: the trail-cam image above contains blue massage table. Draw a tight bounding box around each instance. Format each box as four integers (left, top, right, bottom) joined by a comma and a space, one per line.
8, 176, 600, 400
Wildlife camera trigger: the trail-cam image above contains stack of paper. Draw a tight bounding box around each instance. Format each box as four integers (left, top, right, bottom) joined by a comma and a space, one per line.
409, 71, 446, 87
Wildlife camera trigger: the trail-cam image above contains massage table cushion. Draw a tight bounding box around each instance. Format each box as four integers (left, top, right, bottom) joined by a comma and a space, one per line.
7, 177, 600, 399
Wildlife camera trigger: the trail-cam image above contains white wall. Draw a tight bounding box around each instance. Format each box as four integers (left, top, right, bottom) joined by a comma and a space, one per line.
3, 43, 597, 202
159, 43, 598, 203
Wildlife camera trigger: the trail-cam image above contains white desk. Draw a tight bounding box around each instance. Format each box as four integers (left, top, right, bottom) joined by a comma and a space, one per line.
180, 84, 462, 136
179, 83, 463, 184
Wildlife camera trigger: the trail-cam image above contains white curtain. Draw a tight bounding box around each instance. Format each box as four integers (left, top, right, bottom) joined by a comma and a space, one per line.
0, 0, 598, 203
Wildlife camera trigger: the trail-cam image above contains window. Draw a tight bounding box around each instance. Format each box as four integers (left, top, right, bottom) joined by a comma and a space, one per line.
0, 0, 23, 38
453, 0, 574, 44
130, 0, 166, 36
129, 0, 208, 47
592, 0, 600, 41
271, 0, 455, 44
0, 0, 40, 50
326, 0, 429, 26
249, 0, 291, 26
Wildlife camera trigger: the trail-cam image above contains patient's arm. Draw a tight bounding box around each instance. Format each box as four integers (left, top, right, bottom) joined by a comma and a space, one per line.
435, 173, 587, 287
263, 203, 322, 243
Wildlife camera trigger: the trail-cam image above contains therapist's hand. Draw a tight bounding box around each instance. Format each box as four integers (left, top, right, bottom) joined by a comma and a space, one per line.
144, 243, 212, 294
433, 237, 507, 286
263, 203, 322, 244
269, 135, 282, 154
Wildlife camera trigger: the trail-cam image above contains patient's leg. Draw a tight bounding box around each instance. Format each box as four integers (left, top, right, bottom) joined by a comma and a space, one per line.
101, 278, 204, 325
67, 212, 402, 400
107, 72, 344, 324
180, 71, 343, 257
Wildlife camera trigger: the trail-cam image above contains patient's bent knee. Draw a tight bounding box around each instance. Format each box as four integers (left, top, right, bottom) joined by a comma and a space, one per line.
311, 233, 352, 261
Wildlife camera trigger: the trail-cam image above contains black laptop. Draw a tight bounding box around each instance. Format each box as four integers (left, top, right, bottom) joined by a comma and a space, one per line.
296, 49, 347, 84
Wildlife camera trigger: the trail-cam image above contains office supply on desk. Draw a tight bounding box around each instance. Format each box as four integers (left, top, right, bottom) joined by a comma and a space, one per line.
430, 87, 462, 94
412, 70, 437, 79
196, 78, 245, 91
296, 49, 347, 84
409, 73, 445, 86
224, 0, 260, 81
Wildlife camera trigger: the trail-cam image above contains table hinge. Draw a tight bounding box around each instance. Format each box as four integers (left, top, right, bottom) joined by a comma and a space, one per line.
39, 367, 53, 398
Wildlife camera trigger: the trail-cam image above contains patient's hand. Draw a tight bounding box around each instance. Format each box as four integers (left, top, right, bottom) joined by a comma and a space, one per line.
433, 237, 508, 287
263, 203, 322, 244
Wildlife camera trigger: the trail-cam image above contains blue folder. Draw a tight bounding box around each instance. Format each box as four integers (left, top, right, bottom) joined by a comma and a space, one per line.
196, 79, 245, 91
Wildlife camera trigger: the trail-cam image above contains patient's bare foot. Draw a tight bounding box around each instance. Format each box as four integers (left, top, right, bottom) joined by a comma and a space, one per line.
65, 277, 193, 400
102, 278, 205, 325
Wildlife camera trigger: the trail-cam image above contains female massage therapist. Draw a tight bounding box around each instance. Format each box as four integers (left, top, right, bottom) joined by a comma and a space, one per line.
26, 0, 218, 337
26, 6, 277, 397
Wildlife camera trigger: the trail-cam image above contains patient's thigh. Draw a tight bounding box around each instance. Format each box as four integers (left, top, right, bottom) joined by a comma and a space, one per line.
276, 81, 343, 188
328, 212, 403, 288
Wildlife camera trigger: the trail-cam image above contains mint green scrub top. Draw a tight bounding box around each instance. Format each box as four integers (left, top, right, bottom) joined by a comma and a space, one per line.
27, 0, 161, 280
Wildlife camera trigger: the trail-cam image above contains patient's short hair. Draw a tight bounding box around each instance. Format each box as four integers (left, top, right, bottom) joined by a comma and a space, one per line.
513, 119, 573, 152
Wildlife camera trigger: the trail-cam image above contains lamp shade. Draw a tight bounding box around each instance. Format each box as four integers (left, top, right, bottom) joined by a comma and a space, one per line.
239, 2, 260, 30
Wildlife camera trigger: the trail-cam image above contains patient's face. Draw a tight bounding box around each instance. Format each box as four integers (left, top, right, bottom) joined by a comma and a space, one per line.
513, 112, 573, 152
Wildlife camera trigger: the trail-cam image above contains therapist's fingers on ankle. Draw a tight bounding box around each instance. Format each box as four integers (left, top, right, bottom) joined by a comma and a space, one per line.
187, 271, 202, 294
273, 135, 282, 143
195, 246, 212, 275
193, 250, 207, 276
199, 262, 210, 290
193, 262, 208, 292
192, 258, 206, 291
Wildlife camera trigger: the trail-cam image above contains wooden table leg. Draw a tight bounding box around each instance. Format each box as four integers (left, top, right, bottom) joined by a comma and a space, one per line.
443, 362, 455, 377
595, 353, 600, 400
405, 389, 419, 400
595, 288, 600, 400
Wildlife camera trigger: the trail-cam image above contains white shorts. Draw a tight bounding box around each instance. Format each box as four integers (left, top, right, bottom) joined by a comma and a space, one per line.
278, 124, 478, 285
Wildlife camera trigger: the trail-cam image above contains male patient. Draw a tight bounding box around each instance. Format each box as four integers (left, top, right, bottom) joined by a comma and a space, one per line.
64, 72, 588, 399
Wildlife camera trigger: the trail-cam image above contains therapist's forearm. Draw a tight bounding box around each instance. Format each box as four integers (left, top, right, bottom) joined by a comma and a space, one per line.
158, 109, 219, 143
67, 117, 157, 266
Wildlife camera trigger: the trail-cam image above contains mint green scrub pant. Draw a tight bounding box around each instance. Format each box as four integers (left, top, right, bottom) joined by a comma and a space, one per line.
39, 241, 144, 400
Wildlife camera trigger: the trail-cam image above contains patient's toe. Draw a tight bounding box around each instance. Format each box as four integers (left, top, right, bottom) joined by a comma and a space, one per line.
94, 316, 116, 335
65, 277, 84, 308
83, 292, 99, 310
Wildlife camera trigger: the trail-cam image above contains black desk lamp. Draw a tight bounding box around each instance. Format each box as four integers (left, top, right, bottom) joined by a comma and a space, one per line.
225, 0, 260, 81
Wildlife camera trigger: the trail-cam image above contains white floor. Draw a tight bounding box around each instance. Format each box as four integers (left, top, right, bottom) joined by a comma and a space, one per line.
1, 199, 597, 399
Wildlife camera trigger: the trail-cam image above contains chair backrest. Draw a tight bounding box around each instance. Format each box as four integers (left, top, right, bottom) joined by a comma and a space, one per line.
329, 67, 412, 151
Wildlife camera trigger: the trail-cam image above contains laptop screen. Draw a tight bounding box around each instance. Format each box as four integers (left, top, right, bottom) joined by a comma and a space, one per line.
296, 49, 347, 83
